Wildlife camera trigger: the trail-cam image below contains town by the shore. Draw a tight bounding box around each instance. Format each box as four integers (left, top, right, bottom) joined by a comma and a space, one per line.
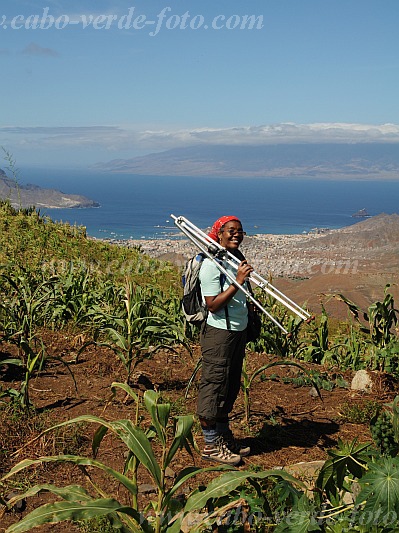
104, 229, 338, 279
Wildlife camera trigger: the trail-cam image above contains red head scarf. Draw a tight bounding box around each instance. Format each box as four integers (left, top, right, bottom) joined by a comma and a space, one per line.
208, 216, 241, 242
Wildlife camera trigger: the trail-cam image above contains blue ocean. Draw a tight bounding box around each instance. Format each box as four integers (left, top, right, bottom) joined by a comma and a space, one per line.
21, 167, 399, 240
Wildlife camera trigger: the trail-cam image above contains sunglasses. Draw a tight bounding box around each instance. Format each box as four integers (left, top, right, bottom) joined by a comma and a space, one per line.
223, 229, 246, 236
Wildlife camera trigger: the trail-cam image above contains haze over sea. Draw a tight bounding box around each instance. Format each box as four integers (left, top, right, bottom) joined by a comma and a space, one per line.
23, 167, 399, 240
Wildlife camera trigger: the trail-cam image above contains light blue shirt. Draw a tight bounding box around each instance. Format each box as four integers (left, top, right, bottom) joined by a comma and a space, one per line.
199, 257, 248, 331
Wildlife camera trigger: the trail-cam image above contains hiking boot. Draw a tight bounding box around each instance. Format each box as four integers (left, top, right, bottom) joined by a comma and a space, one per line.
222, 431, 251, 457
201, 436, 241, 466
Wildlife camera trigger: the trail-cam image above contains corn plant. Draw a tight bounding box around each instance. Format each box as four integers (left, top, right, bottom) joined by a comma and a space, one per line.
49, 263, 97, 328
338, 324, 367, 370
0, 267, 56, 338
297, 306, 343, 365
368, 285, 398, 348
1, 384, 305, 533
333, 286, 399, 373
0, 267, 56, 408
82, 280, 190, 382
144, 288, 192, 353
1, 386, 196, 532
334, 286, 399, 348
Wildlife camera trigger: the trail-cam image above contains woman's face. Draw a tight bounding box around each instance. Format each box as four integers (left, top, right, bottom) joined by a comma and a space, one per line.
218, 220, 245, 251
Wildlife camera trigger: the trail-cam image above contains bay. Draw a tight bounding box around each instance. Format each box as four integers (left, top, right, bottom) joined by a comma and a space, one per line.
21, 167, 399, 240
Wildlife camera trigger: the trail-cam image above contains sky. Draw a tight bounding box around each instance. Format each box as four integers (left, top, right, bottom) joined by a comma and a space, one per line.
1, 0, 399, 168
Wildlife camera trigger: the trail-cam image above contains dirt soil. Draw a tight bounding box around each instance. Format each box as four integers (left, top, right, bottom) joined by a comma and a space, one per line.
1, 330, 398, 532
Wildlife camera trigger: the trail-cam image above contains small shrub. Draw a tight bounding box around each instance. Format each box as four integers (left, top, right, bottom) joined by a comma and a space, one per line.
338, 399, 381, 424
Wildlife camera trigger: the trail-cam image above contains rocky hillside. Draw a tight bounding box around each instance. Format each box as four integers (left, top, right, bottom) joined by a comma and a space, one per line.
0, 168, 99, 209
272, 213, 399, 317
294, 213, 399, 269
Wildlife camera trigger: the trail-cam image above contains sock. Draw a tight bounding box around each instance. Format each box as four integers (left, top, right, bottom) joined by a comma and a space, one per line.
202, 426, 218, 446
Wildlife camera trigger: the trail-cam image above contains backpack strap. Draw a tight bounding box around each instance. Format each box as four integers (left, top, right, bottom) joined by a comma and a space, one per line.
246, 279, 254, 297
217, 263, 231, 331
219, 273, 231, 331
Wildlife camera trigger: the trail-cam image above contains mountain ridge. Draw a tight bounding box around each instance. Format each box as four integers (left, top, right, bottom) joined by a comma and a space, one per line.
0, 168, 99, 209
94, 143, 399, 179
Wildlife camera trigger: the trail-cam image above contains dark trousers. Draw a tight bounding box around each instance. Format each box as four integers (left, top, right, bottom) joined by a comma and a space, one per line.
197, 324, 246, 423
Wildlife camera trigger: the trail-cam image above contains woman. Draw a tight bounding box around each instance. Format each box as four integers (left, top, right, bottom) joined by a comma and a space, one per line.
197, 216, 253, 465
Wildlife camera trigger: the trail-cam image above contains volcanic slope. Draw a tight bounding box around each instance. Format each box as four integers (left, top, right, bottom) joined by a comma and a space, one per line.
275, 213, 399, 318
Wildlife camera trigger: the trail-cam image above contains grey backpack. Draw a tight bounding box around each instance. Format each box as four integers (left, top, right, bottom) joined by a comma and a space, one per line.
181, 253, 207, 326
181, 253, 226, 326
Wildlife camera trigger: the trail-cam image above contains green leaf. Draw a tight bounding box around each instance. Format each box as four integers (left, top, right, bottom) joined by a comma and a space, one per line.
163, 466, 232, 510
273, 478, 302, 508
92, 424, 109, 458
0, 358, 23, 367
5, 498, 145, 533
185, 357, 202, 399
356, 456, 399, 523
16, 414, 115, 457
164, 415, 194, 469
315, 439, 369, 504
111, 381, 139, 404
274, 494, 321, 532
184, 469, 305, 512
143, 390, 168, 446
331, 294, 363, 321
2, 456, 138, 496
112, 420, 162, 488
104, 327, 129, 351
163, 516, 183, 533
4, 412, 160, 488
156, 401, 171, 429
5, 484, 91, 511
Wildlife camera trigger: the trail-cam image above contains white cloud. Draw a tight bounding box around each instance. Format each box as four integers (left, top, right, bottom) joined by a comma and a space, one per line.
131, 122, 399, 150
1, 123, 399, 163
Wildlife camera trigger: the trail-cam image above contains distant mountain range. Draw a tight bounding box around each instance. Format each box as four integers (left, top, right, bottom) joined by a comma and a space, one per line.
0, 168, 99, 209
94, 143, 399, 179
